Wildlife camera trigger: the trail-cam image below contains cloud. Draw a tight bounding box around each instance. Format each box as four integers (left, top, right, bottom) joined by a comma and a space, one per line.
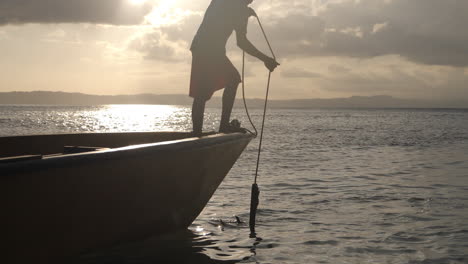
129, 29, 190, 62
0, 29, 7, 39
128, 12, 202, 62
281, 67, 321, 78
372, 22, 388, 34
255, 10, 325, 59
328, 64, 350, 74
0, 0, 153, 25
322, 0, 468, 67
319, 20, 468, 67
159, 13, 202, 43
321, 66, 468, 102
76, 0, 468, 68
254, 0, 468, 67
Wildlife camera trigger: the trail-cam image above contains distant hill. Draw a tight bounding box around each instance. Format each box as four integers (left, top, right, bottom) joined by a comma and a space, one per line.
0, 91, 466, 109
0, 91, 194, 106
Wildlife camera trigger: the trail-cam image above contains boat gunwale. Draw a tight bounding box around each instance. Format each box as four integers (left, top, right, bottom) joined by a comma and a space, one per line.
0, 132, 254, 176
0, 131, 196, 140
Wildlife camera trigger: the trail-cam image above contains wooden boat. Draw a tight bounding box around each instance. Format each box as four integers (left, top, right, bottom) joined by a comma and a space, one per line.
0, 132, 253, 263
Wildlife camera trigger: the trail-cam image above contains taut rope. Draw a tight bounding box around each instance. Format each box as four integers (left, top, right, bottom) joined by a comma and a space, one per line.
242, 14, 277, 236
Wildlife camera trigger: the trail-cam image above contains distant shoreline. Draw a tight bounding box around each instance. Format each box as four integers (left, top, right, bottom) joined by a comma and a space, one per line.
2, 105, 467, 112
0, 91, 466, 109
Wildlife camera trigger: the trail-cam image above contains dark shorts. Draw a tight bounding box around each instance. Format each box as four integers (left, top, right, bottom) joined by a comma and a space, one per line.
189, 52, 241, 101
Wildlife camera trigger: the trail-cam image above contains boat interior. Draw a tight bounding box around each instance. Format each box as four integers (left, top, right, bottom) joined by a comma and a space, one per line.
0, 132, 211, 164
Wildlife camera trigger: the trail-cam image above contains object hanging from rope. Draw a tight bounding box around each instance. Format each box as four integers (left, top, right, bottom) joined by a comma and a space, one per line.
249, 183, 260, 234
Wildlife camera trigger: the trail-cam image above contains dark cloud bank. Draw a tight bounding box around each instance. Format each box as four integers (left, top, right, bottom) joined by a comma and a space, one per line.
0, 0, 152, 25
265, 0, 468, 67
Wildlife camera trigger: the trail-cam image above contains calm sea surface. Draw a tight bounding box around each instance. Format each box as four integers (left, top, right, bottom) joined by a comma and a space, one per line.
1, 105, 468, 264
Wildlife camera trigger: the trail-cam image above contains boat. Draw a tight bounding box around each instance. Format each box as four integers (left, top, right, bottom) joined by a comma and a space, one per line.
0, 131, 254, 263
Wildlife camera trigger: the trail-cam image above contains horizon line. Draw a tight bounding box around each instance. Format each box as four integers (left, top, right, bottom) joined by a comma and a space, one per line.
0, 90, 432, 101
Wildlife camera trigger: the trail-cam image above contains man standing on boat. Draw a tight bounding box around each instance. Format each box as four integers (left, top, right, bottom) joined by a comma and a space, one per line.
190, 0, 279, 135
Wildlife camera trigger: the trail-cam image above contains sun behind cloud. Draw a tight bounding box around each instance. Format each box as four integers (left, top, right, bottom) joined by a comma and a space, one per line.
129, 0, 147, 5
144, 1, 187, 27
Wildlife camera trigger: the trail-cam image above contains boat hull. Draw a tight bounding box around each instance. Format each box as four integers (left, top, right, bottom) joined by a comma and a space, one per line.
0, 132, 253, 262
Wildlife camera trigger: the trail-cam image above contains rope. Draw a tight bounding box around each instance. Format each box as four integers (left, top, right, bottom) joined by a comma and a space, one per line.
254, 71, 271, 184
242, 52, 258, 137
253, 14, 276, 184
253, 15, 276, 183
245, 14, 276, 236
241, 16, 277, 140
256, 16, 277, 61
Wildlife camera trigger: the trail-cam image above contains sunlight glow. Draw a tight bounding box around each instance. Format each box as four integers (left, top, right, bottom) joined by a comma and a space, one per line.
93, 105, 190, 132
144, 1, 190, 26
129, 0, 147, 5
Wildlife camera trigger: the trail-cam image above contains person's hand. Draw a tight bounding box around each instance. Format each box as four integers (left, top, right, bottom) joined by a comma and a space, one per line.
248, 7, 257, 18
264, 57, 280, 72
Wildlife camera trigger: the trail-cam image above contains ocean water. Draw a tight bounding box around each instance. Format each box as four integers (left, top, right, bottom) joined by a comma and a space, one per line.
1, 105, 468, 264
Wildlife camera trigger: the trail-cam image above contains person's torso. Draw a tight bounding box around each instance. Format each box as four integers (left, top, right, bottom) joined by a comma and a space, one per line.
191, 0, 248, 54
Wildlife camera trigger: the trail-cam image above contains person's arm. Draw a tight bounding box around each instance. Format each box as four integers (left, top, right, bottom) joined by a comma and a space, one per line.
235, 7, 279, 72
237, 32, 279, 72
236, 33, 268, 62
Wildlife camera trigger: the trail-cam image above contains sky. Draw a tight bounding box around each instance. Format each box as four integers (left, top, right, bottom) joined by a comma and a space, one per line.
0, 0, 467, 102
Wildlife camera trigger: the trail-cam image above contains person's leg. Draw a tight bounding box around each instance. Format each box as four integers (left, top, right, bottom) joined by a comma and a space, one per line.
219, 82, 239, 132
192, 97, 206, 136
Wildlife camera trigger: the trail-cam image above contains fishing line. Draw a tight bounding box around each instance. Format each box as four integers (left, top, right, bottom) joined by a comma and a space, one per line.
241, 13, 277, 236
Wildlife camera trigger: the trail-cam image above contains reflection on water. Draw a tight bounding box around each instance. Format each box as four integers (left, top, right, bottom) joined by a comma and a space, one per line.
0, 104, 193, 136
72, 225, 262, 264
92, 105, 187, 132
78, 104, 191, 132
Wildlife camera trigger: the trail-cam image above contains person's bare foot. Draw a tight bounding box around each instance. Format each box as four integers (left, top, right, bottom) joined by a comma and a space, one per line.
219, 119, 244, 133
192, 130, 203, 137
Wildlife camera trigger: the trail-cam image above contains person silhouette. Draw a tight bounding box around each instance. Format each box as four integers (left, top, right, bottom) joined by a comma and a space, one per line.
189, 0, 279, 135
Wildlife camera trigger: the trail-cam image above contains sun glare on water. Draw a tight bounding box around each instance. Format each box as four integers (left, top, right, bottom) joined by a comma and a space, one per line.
94, 105, 190, 132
